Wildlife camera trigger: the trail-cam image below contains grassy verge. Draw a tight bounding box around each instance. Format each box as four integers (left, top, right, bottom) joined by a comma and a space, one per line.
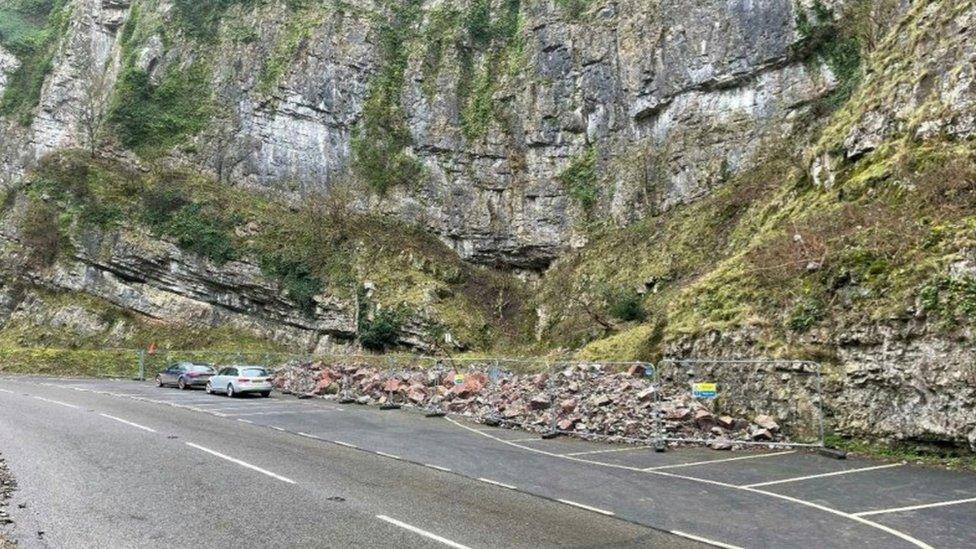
825, 434, 976, 471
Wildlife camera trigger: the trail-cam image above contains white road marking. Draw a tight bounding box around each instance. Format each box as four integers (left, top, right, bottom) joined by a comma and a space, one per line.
507, 437, 542, 443
298, 432, 322, 440
742, 463, 904, 488
670, 530, 744, 549
477, 478, 517, 490
226, 409, 333, 417
557, 499, 615, 516
445, 417, 934, 549
31, 396, 80, 409
334, 441, 358, 449
426, 464, 452, 473
376, 515, 471, 549
269, 426, 286, 432
237, 419, 254, 424
376, 451, 401, 460
565, 445, 651, 457
643, 450, 796, 471
184, 442, 296, 484
98, 413, 157, 433
0, 388, 16, 394
854, 497, 976, 517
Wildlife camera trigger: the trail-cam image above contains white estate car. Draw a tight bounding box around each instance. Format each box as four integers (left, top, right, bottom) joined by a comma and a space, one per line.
206, 366, 273, 398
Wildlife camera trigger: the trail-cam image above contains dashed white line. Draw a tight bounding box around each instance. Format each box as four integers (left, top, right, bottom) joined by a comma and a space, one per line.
334, 441, 358, 449
376, 451, 401, 460
853, 497, 976, 517
31, 396, 80, 409
0, 388, 16, 394
376, 515, 471, 549
565, 445, 651, 457
643, 450, 796, 471
237, 419, 254, 424
426, 464, 452, 473
269, 426, 286, 432
670, 530, 744, 549
298, 432, 322, 440
557, 499, 615, 516
477, 478, 517, 490
742, 463, 904, 488
184, 442, 296, 484
98, 413, 157, 433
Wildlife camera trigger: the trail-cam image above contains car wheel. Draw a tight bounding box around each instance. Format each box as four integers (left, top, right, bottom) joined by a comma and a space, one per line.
205, 382, 213, 395
227, 384, 236, 398
155, 375, 163, 388
260, 391, 271, 398
178, 377, 188, 390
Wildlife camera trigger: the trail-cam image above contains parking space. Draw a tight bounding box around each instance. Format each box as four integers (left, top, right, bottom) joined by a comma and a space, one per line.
762, 465, 976, 514
8, 375, 976, 549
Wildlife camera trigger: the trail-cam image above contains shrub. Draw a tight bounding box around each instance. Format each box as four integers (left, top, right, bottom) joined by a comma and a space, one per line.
358, 308, 402, 351
259, 254, 323, 315
603, 286, 647, 322
165, 204, 237, 264
19, 198, 62, 267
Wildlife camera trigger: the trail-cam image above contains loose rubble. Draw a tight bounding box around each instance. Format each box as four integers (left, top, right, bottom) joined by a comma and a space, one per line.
272, 360, 788, 449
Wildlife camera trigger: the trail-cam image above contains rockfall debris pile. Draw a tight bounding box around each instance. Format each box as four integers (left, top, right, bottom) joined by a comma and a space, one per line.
272, 360, 787, 450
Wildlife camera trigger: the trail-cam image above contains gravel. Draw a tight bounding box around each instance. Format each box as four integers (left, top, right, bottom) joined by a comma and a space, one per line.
0, 450, 16, 547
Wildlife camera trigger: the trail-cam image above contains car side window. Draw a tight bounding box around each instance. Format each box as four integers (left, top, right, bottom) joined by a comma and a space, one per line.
227, 368, 238, 377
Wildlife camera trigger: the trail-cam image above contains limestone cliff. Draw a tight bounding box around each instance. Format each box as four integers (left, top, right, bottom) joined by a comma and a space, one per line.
1, 0, 975, 450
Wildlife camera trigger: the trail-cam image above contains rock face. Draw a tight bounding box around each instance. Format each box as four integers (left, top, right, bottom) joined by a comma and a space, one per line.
0, 209, 357, 351
1, 0, 837, 269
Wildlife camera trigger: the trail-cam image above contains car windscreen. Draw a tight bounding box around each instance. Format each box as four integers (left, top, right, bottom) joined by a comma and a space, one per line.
240, 368, 269, 377
188, 365, 215, 373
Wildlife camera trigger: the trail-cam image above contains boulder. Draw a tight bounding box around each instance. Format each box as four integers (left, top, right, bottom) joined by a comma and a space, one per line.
753, 414, 780, 432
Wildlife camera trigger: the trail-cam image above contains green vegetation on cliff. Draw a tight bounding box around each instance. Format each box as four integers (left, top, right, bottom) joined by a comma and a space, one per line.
0, 0, 70, 125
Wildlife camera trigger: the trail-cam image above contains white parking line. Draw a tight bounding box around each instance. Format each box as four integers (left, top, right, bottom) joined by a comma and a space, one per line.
0, 388, 16, 394
184, 442, 296, 484
445, 417, 934, 549
298, 432, 322, 440
854, 497, 976, 517
237, 419, 254, 424
376, 451, 401, 460
557, 499, 615, 516
334, 441, 358, 449
376, 515, 471, 549
99, 413, 157, 433
671, 530, 744, 549
742, 463, 904, 488
426, 464, 452, 473
477, 478, 517, 490
31, 396, 80, 409
507, 437, 542, 443
644, 450, 796, 471
565, 445, 651, 457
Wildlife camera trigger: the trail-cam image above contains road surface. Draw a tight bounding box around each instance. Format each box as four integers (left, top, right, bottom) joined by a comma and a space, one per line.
1, 376, 974, 548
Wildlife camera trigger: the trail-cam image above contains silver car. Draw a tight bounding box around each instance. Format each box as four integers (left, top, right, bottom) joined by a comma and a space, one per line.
206, 366, 273, 398
155, 362, 216, 390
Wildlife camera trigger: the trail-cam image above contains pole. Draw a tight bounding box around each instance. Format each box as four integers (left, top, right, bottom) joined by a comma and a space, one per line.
138, 349, 145, 381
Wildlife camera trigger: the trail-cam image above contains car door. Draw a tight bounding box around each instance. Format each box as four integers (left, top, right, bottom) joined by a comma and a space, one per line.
162, 364, 177, 383
222, 368, 238, 392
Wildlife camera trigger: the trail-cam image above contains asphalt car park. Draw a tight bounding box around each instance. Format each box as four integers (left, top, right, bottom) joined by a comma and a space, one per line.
4, 376, 975, 549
